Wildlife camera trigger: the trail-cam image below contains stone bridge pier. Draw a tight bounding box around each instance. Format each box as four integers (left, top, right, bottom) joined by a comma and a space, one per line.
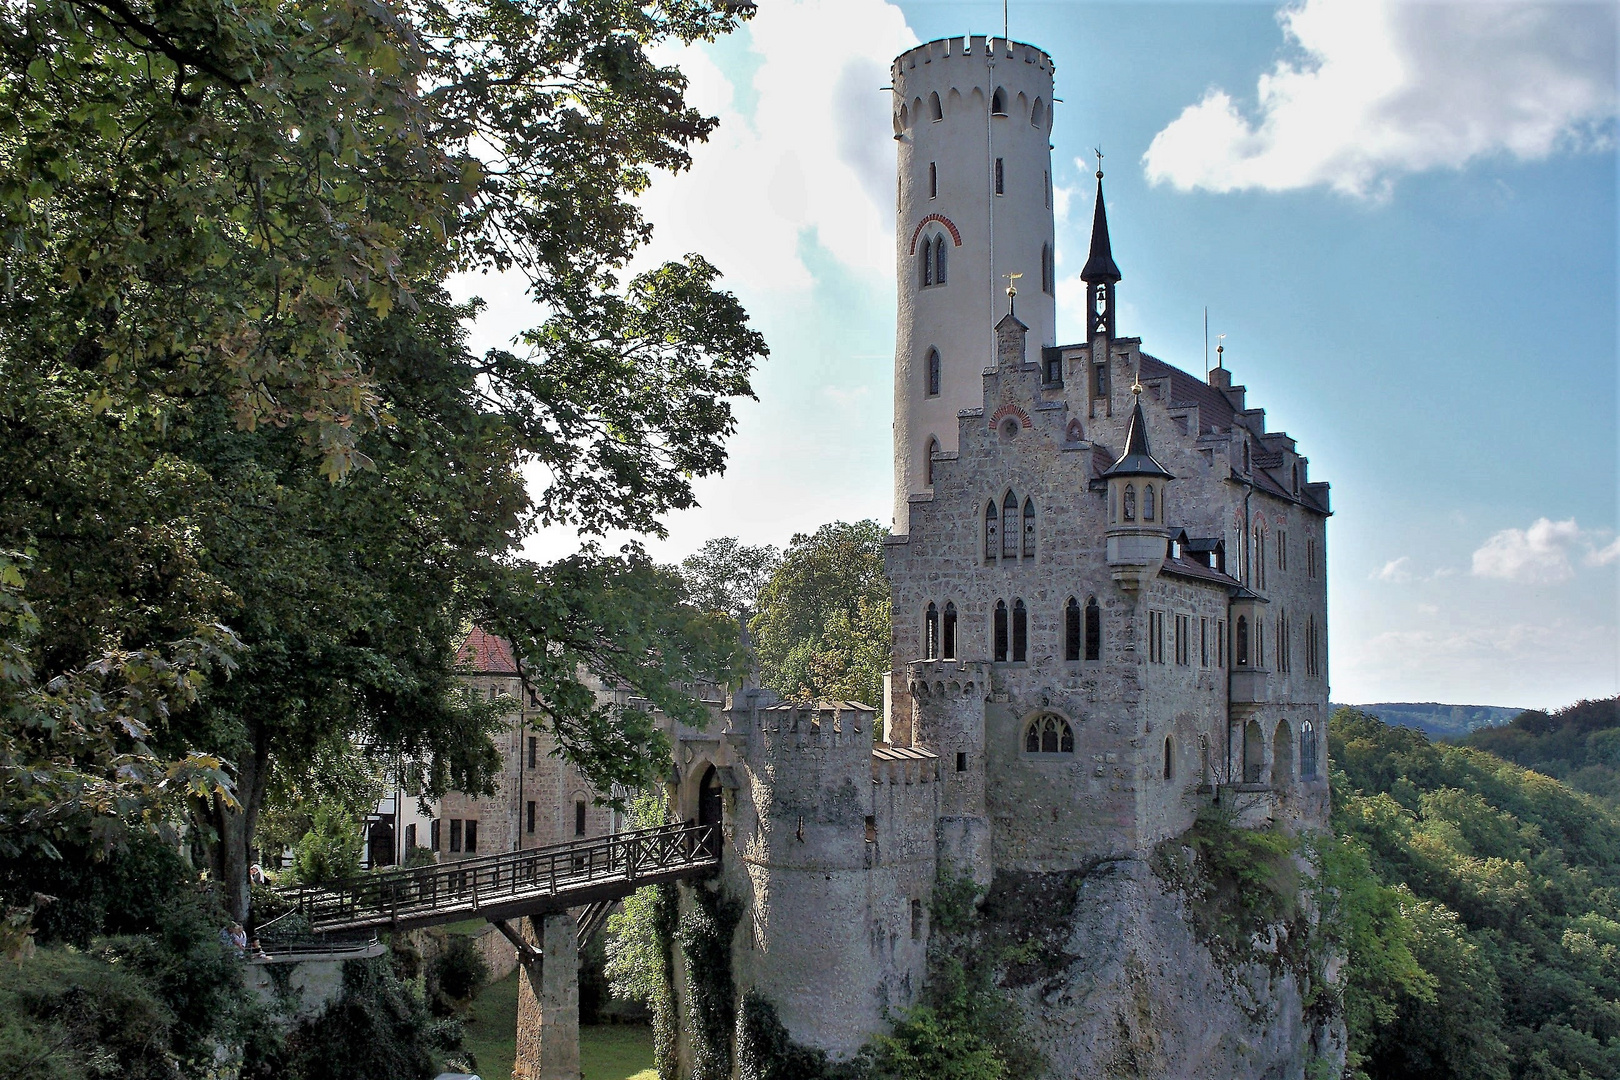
512, 910, 580, 1080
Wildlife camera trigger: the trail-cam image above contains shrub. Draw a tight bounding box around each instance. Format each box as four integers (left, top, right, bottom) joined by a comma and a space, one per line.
0, 946, 180, 1080
290, 806, 363, 886
427, 934, 489, 1013
286, 955, 464, 1080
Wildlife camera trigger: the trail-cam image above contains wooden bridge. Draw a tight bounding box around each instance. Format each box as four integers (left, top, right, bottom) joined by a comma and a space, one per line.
278, 820, 719, 935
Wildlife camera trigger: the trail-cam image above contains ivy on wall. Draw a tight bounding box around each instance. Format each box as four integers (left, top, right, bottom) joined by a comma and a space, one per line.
652, 881, 681, 1080
677, 880, 744, 1080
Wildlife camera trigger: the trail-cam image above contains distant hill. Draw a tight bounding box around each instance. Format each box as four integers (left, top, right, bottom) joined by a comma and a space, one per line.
1463, 697, 1620, 805
1332, 701, 1525, 740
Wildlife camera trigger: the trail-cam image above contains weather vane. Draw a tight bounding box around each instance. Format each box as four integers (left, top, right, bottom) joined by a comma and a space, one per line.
1004, 271, 1023, 316
1094, 147, 1104, 179
1216, 333, 1226, 369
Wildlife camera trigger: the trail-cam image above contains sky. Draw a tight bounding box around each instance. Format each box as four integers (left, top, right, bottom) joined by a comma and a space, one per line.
450, 0, 1619, 711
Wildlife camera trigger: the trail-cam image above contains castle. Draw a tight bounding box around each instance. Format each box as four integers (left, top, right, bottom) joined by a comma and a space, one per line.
662, 34, 1335, 1073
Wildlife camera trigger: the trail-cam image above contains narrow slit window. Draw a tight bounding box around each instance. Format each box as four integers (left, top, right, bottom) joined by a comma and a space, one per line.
925, 602, 940, 660
925, 437, 939, 485
943, 602, 958, 660
934, 236, 948, 284
994, 600, 1009, 662
574, 800, 587, 837
928, 161, 938, 198
926, 348, 941, 396
1084, 597, 1101, 661
1064, 597, 1081, 662
994, 157, 1005, 195
1012, 599, 1028, 662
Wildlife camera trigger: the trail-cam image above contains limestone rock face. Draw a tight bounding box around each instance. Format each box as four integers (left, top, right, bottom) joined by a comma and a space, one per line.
1003, 860, 1344, 1080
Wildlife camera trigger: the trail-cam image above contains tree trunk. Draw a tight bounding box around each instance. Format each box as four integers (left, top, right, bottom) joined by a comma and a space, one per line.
208, 721, 272, 927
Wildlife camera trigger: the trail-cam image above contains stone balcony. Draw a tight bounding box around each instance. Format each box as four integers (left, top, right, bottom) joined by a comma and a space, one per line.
1228, 667, 1270, 705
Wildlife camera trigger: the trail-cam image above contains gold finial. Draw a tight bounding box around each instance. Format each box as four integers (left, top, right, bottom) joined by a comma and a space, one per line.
1130, 378, 1143, 398
1003, 270, 1023, 299
1094, 147, 1104, 180
1216, 334, 1226, 368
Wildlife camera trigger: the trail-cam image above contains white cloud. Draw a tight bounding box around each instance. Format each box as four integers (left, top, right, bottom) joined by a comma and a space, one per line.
634, 0, 917, 288
1471, 517, 1618, 584
1143, 0, 1617, 198
1372, 556, 1413, 583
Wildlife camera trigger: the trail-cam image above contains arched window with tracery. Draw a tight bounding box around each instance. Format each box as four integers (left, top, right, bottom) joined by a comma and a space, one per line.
926, 348, 941, 396
1143, 484, 1155, 522
925, 437, 939, 486
1123, 484, 1136, 521
993, 600, 1009, 662
984, 502, 998, 561
1001, 492, 1018, 559
1064, 597, 1081, 661
1084, 596, 1101, 661
1300, 720, 1319, 778
934, 236, 948, 284
1022, 498, 1036, 557
943, 602, 958, 660
1012, 599, 1028, 662
1024, 714, 1074, 755
924, 602, 939, 660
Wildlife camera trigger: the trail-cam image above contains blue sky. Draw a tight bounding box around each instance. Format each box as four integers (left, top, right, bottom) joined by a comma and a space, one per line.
455, 0, 1618, 710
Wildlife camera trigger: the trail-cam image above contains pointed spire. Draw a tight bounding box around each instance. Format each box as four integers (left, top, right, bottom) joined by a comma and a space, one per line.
1081, 168, 1121, 285
1103, 384, 1173, 479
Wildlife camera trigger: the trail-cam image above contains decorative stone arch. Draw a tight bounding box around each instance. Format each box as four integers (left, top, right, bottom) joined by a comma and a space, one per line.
1015, 90, 1028, 120
677, 755, 722, 824
1272, 718, 1295, 786
1020, 709, 1076, 756
1243, 719, 1265, 784
908, 214, 963, 254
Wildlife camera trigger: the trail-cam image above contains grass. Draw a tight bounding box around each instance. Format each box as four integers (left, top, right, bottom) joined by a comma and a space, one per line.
461, 970, 656, 1080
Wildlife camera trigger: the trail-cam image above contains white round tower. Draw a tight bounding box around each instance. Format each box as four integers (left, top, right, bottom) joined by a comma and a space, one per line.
890, 35, 1058, 533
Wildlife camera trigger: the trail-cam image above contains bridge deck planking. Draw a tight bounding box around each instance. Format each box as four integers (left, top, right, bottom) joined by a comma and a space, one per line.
279, 821, 719, 935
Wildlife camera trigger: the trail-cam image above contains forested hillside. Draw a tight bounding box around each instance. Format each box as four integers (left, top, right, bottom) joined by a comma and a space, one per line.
1336, 702, 1523, 740
1331, 707, 1620, 1080
1463, 698, 1620, 805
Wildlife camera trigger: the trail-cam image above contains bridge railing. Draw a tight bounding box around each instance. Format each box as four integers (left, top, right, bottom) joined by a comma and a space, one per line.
279, 821, 718, 930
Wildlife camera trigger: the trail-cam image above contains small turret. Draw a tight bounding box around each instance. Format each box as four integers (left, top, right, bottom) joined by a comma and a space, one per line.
1103, 384, 1173, 588
1081, 161, 1121, 342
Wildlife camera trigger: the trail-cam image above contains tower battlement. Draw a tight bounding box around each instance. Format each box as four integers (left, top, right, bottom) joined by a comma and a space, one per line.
892, 36, 1053, 79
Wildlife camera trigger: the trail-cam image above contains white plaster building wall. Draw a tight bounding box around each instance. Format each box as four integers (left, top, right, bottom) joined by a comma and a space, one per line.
891, 36, 1057, 532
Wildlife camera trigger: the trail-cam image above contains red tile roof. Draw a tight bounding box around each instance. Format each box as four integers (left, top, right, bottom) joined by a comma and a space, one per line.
456, 627, 518, 674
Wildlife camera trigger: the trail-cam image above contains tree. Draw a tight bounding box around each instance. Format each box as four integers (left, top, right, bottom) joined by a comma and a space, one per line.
681, 538, 781, 621
748, 521, 891, 710
0, 0, 766, 924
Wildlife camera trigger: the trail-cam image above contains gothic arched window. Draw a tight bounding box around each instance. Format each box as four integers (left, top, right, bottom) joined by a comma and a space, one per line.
1011, 599, 1028, 662
924, 602, 939, 660
993, 600, 1009, 662
984, 502, 999, 561
1022, 498, 1036, 557
1236, 615, 1249, 666
934, 236, 948, 284
1064, 597, 1081, 662
925, 437, 939, 486
1163, 737, 1174, 780
1084, 596, 1101, 661
919, 242, 932, 287
1143, 484, 1155, 522
991, 87, 1007, 115
1300, 720, 1319, 778
926, 348, 941, 397
1123, 484, 1136, 522
1001, 492, 1018, 559
929, 91, 942, 122
943, 602, 958, 660
1031, 97, 1045, 129
1024, 714, 1073, 755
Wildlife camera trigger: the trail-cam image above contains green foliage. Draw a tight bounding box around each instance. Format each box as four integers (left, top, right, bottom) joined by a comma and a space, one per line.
289, 805, 364, 886
749, 521, 891, 712
682, 538, 782, 621
736, 989, 837, 1080
678, 881, 744, 1080
1, 0, 764, 929
284, 956, 465, 1080
1463, 698, 1620, 805
865, 871, 1036, 1080
653, 882, 681, 1080
1342, 703, 1524, 741
0, 830, 192, 948
1153, 803, 1301, 962
605, 790, 676, 1007
1330, 706, 1620, 1080
0, 946, 180, 1080
427, 934, 490, 1014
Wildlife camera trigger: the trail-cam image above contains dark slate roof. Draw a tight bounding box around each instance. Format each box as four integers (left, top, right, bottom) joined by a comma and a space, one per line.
1102, 396, 1174, 479
1160, 554, 1241, 589
1137, 352, 1237, 434
873, 744, 939, 763
1081, 176, 1121, 283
